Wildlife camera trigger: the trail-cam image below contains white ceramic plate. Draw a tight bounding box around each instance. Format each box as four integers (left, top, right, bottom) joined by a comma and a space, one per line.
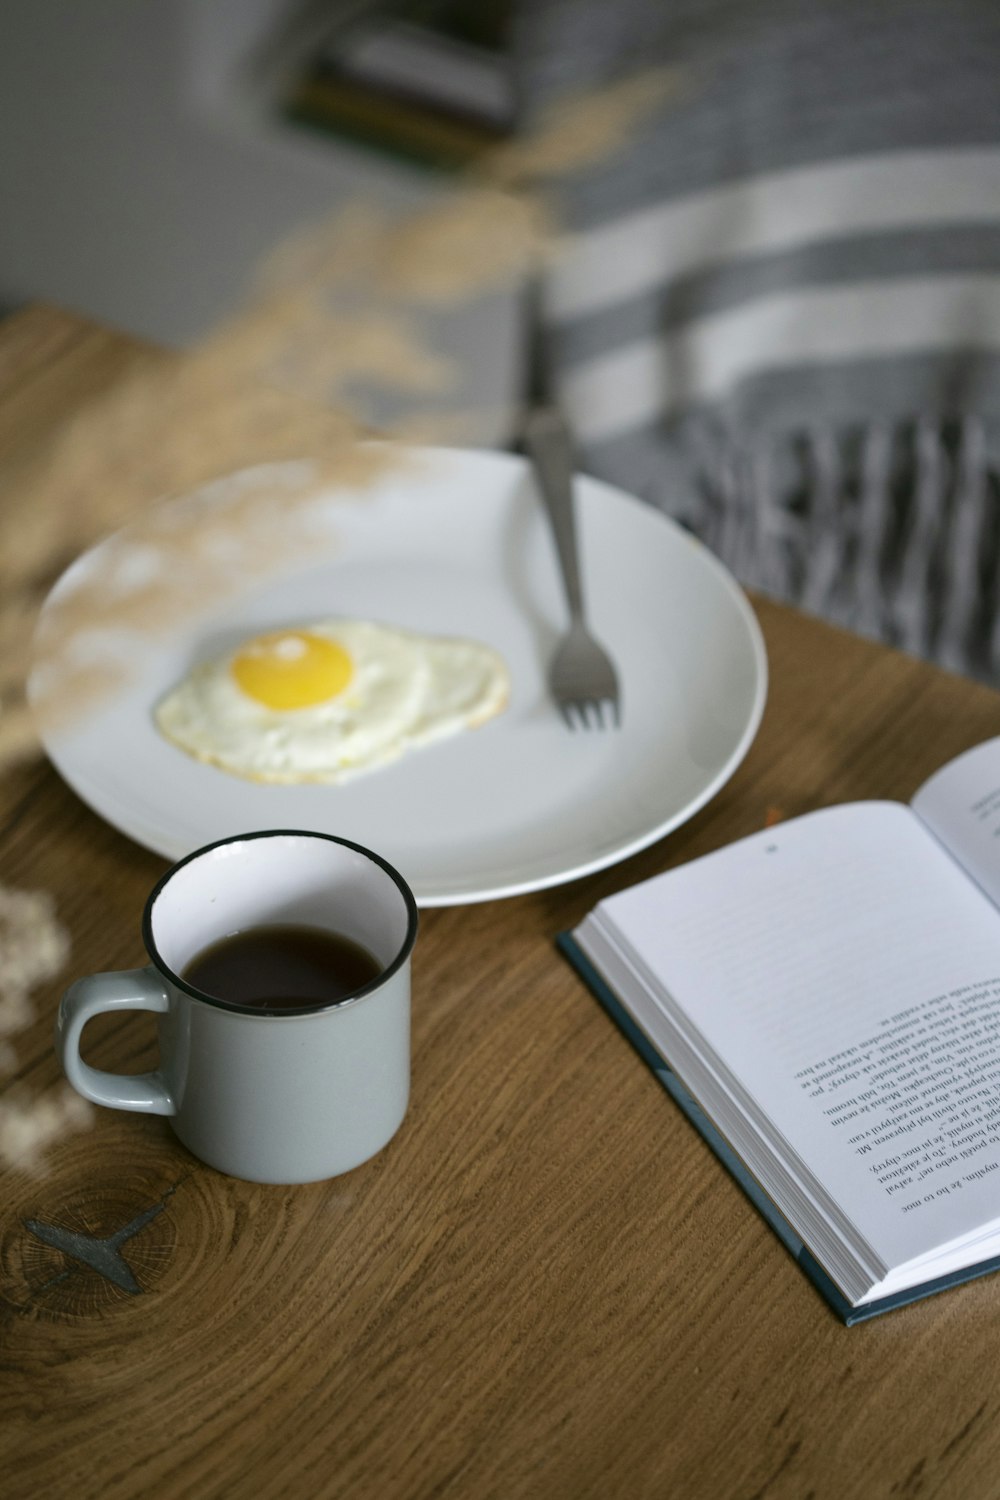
34, 447, 767, 905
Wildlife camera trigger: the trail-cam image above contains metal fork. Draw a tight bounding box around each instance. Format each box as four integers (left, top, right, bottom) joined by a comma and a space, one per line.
520, 285, 621, 730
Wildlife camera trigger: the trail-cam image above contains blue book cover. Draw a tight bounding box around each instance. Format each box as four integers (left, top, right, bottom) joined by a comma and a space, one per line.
557, 931, 1000, 1325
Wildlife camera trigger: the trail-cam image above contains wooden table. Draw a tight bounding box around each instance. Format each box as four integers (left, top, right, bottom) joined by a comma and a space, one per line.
4, 306, 1000, 1500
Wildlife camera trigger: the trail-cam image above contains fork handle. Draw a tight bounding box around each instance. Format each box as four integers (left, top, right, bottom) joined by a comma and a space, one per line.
523, 406, 584, 622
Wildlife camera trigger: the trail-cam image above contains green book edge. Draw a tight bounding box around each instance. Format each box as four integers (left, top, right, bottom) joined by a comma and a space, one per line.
557, 931, 1000, 1325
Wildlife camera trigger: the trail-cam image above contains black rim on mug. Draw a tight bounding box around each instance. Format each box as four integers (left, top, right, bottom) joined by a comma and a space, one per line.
141, 829, 420, 1018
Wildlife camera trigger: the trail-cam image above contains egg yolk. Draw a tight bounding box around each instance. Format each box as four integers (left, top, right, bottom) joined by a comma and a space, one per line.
231, 630, 353, 710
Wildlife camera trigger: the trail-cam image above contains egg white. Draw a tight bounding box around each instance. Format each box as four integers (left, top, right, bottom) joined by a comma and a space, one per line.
154, 618, 510, 783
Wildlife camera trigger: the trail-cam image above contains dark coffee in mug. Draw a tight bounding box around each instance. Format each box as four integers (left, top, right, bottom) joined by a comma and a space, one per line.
182, 924, 382, 1009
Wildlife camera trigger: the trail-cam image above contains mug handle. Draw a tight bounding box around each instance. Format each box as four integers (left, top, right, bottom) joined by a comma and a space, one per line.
56, 967, 176, 1115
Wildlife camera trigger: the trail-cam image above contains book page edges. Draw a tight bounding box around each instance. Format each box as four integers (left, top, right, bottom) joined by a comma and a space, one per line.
557, 931, 1000, 1325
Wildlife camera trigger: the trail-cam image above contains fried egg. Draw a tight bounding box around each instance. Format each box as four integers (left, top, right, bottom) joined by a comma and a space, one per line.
153, 619, 510, 783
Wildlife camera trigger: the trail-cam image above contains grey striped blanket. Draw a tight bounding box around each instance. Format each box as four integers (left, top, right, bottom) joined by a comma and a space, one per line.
513, 0, 1000, 681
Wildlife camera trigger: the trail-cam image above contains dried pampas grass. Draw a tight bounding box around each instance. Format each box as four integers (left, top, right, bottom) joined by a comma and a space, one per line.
0, 884, 91, 1170
0, 1085, 94, 1173
485, 68, 679, 186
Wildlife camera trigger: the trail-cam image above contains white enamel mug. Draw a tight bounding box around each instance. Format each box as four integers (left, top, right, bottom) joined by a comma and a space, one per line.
56, 830, 418, 1184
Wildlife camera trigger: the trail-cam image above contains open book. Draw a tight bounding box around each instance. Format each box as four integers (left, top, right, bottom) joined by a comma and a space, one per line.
561, 736, 1000, 1323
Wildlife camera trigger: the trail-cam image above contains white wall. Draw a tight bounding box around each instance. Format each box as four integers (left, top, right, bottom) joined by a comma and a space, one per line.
0, 0, 517, 440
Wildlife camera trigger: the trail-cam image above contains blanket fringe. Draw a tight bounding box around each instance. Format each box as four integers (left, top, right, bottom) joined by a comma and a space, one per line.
694, 417, 999, 682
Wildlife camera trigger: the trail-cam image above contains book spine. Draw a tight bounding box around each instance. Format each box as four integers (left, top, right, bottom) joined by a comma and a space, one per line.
555, 932, 858, 1324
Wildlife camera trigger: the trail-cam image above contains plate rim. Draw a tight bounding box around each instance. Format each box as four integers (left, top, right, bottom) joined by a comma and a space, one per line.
32, 445, 768, 905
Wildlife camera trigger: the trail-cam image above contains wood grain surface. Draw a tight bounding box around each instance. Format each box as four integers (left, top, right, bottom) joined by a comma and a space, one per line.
4, 307, 1000, 1500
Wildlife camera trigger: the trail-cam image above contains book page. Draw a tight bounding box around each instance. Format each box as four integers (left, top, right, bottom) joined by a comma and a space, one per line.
911, 736, 1000, 907
596, 803, 1000, 1277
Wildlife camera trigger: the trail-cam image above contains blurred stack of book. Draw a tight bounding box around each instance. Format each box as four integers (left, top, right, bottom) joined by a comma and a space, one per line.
282, 0, 515, 172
